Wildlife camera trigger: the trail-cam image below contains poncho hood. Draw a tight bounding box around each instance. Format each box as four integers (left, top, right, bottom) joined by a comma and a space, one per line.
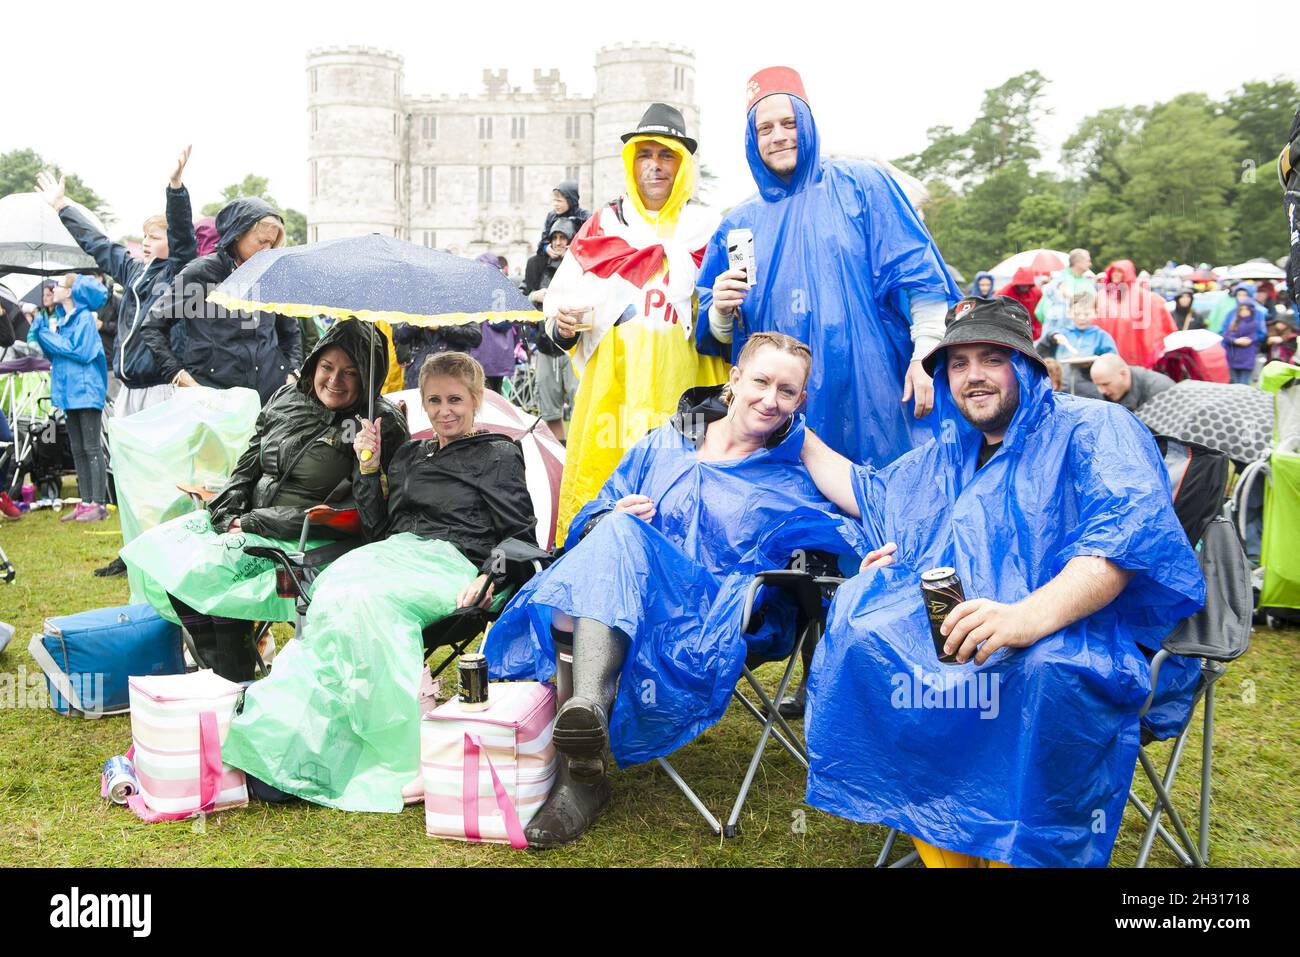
745, 93, 822, 201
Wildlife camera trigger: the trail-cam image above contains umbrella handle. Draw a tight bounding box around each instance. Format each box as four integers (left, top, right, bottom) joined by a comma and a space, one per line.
360, 449, 374, 462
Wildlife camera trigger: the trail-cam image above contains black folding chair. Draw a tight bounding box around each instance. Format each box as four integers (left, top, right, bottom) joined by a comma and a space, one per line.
657, 550, 843, 838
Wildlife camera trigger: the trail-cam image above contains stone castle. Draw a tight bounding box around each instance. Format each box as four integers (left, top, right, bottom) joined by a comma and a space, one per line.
306, 43, 699, 273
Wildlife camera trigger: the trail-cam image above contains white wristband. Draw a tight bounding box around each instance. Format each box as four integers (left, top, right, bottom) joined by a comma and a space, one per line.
708, 304, 735, 344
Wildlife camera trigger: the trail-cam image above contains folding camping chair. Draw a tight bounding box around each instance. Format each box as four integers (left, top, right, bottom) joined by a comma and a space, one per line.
248, 529, 554, 683
874, 436, 1250, 868
656, 550, 843, 838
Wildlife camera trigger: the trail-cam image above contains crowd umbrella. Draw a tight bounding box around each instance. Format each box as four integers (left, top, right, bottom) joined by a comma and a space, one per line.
0, 192, 107, 276
207, 233, 543, 422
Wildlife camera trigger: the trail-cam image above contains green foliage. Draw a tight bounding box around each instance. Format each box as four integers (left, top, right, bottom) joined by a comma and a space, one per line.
202, 174, 305, 246
898, 71, 1289, 274
0, 148, 112, 222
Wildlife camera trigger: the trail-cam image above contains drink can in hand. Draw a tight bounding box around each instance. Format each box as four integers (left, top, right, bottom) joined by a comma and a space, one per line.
920, 567, 965, 665
727, 229, 757, 287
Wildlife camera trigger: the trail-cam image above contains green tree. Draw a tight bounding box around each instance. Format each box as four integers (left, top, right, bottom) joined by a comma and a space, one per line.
895, 71, 1050, 187
0, 148, 112, 222
202, 173, 305, 245
1222, 77, 1299, 262
1061, 106, 1147, 194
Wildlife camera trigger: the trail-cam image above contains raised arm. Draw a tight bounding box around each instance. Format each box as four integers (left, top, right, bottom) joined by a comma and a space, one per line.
800, 427, 860, 519
165, 146, 198, 265
38, 171, 131, 284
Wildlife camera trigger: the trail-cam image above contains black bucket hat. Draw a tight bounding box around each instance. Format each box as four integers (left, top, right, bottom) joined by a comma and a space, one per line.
922, 295, 1048, 376
621, 103, 698, 155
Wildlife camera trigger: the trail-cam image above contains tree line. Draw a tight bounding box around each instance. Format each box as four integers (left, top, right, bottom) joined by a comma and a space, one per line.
894, 72, 1297, 278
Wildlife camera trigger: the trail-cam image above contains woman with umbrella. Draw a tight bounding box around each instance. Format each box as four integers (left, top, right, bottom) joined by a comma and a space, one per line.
121, 320, 408, 681
221, 350, 537, 811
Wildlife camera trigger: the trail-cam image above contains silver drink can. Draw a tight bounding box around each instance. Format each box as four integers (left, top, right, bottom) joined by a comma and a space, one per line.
726, 228, 757, 287
103, 755, 139, 805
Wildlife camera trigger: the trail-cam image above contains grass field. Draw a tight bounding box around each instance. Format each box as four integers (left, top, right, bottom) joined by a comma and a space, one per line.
2, 504, 1297, 868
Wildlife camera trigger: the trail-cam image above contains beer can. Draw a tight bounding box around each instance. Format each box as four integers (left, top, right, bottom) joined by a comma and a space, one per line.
920, 567, 965, 665
458, 653, 490, 711
103, 755, 139, 805
726, 228, 757, 287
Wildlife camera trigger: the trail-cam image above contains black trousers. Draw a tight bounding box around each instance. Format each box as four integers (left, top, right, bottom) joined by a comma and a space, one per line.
167, 594, 259, 682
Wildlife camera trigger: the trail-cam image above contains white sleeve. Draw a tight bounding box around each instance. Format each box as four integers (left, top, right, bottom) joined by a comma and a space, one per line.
708, 304, 735, 344
908, 292, 949, 363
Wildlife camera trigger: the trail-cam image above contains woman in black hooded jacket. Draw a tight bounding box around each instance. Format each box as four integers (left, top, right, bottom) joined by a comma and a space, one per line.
122, 320, 408, 680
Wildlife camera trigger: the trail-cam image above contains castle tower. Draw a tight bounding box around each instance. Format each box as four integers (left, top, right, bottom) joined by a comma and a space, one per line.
592, 43, 698, 211
306, 47, 405, 242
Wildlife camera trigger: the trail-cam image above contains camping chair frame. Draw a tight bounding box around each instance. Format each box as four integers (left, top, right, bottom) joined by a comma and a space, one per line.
657, 559, 843, 839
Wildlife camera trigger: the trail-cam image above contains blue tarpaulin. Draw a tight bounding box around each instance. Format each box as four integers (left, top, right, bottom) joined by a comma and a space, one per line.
696, 95, 959, 468
484, 397, 865, 766
804, 353, 1206, 867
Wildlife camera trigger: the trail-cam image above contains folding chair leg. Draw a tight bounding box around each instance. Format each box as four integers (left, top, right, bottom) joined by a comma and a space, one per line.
875, 828, 899, 867
1127, 791, 1194, 867
1138, 744, 1204, 867
1134, 717, 1192, 867
723, 627, 809, 838
739, 669, 808, 763
732, 689, 805, 766
1199, 683, 1215, 865
656, 758, 722, 836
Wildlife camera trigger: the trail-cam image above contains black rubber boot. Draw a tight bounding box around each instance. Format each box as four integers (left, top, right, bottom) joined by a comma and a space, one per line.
246, 773, 299, 804
524, 757, 610, 849
93, 555, 127, 578
550, 629, 574, 705
552, 618, 626, 782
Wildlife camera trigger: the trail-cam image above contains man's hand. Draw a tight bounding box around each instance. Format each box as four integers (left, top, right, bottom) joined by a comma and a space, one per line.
859, 541, 898, 573
34, 171, 68, 212
940, 598, 1048, 665
712, 266, 751, 316
553, 306, 590, 339
169, 145, 192, 189
286, 371, 298, 385
457, 574, 495, 610
174, 370, 199, 388
528, 289, 546, 306
901, 360, 934, 418
614, 493, 656, 522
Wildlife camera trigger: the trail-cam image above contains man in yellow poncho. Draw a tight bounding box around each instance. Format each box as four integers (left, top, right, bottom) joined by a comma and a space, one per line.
545, 103, 727, 542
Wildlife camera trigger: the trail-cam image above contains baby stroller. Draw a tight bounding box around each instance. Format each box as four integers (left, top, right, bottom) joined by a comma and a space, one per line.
1, 356, 74, 501
1231, 360, 1300, 625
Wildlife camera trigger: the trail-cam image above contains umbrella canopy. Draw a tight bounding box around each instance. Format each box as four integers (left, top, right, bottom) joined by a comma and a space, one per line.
207, 233, 541, 327
0, 192, 108, 275
988, 248, 1068, 286
1186, 269, 1217, 283
1136, 380, 1272, 465
385, 387, 566, 551
1225, 259, 1286, 282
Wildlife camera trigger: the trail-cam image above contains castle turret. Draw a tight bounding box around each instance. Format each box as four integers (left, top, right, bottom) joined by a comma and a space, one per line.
307, 46, 405, 242
592, 43, 698, 210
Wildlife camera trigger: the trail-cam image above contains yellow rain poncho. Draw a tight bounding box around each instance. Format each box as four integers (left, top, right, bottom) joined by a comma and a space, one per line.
545, 136, 726, 542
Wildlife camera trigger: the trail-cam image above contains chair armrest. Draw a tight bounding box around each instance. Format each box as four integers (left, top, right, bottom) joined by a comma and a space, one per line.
243, 545, 309, 602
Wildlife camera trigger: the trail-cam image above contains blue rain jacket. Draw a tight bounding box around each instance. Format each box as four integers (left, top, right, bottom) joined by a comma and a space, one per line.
484, 390, 866, 766
29, 275, 108, 411
696, 96, 960, 468
804, 353, 1206, 867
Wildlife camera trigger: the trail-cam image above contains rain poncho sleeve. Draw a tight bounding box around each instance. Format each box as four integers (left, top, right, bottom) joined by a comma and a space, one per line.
484, 407, 866, 767
694, 95, 957, 470
805, 354, 1205, 867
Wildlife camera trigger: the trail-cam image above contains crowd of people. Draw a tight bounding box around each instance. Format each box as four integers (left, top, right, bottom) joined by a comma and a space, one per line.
6, 62, 1286, 869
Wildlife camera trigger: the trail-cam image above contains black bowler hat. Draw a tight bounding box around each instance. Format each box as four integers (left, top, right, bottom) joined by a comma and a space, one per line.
921, 295, 1048, 376
621, 103, 698, 155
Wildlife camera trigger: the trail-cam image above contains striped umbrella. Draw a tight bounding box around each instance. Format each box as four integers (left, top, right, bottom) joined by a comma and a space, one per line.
384, 387, 565, 551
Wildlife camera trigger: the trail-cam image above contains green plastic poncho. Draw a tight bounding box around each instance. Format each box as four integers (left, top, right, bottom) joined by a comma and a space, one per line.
107, 385, 261, 605
222, 533, 482, 812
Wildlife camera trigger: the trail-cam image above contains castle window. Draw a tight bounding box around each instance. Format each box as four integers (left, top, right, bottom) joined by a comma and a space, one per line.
489, 219, 512, 243
565, 115, 581, 140
422, 166, 436, 206
422, 230, 437, 248
511, 116, 527, 139
310, 68, 317, 94
478, 167, 493, 204
310, 225, 318, 243
393, 113, 399, 136
311, 160, 318, 199
479, 116, 493, 140
394, 164, 401, 201
311, 108, 318, 134
674, 66, 684, 91
510, 167, 525, 204
565, 165, 580, 183
421, 115, 437, 140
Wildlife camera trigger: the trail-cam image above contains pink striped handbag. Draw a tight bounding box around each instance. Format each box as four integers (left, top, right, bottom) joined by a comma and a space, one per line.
125, 670, 248, 821
421, 681, 556, 849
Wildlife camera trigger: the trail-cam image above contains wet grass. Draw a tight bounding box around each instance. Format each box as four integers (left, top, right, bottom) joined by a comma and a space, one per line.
1, 505, 1296, 867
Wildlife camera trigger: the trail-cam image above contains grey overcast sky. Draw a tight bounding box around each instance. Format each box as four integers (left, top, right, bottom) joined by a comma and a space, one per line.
4, 0, 1293, 238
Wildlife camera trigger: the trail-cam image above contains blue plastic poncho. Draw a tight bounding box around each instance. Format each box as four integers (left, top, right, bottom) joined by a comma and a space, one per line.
696, 97, 960, 468
484, 393, 866, 767
804, 353, 1206, 867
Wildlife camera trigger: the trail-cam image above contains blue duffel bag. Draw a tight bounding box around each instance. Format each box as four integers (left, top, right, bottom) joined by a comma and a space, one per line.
27, 603, 185, 718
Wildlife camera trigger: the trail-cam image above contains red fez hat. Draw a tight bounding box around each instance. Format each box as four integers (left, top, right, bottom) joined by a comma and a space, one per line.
745, 66, 808, 113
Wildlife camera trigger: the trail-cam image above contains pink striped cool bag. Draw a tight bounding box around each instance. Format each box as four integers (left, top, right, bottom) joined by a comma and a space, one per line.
126, 670, 249, 821
421, 681, 556, 849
